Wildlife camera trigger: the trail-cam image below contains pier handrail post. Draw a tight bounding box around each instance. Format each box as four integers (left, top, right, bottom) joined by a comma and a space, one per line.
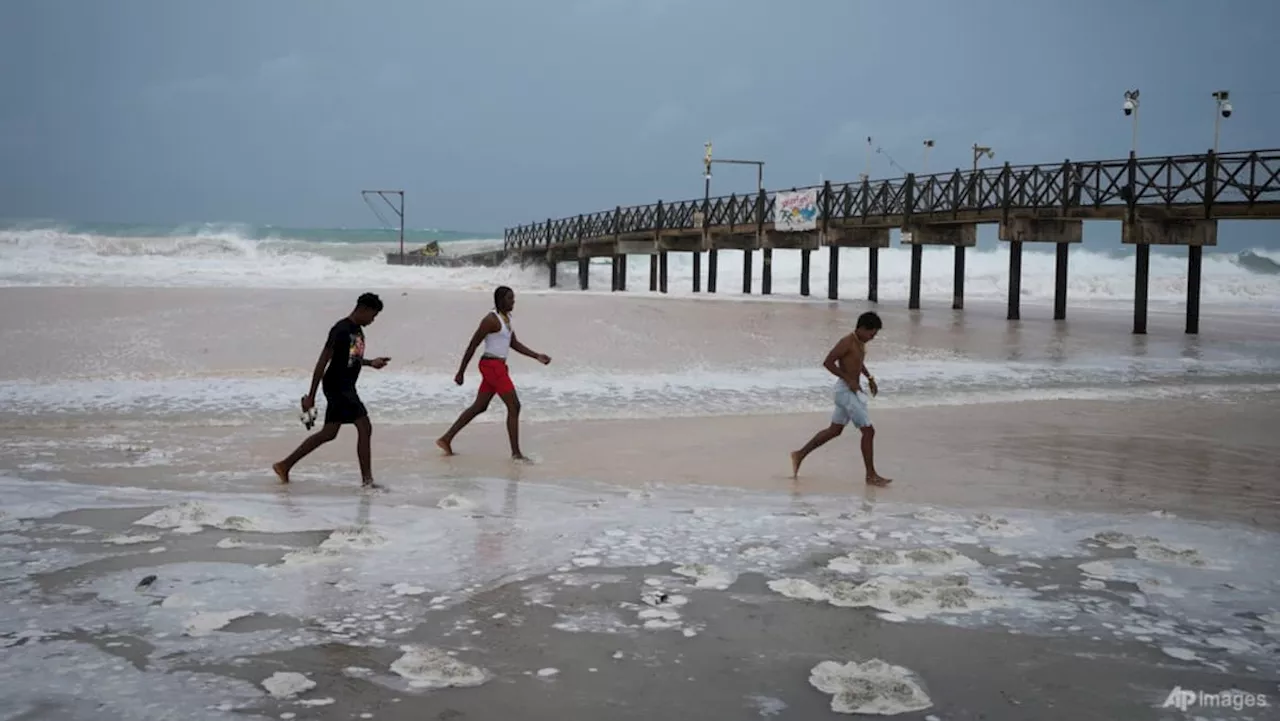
820, 179, 832, 232
1203, 149, 1216, 218
545, 218, 552, 251
1061, 159, 1072, 214
1000, 162, 1012, 225
903, 173, 915, 227
1126, 150, 1138, 223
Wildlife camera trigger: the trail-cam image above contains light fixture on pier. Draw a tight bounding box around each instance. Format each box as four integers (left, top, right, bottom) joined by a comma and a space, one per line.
971, 143, 994, 172
1212, 90, 1232, 154
1122, 89, 1140, 155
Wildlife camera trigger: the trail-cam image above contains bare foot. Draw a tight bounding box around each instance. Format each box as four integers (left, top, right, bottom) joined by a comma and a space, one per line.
362, 480, 386, 491
512, 453, 532, 464
436, 438, 454, 456
866, 474, 892, 487
790, 451, 803, 479
272, 462, 290, 484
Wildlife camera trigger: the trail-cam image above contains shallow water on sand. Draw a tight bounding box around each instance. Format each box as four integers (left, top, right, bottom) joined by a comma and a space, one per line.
2, 286, 1279, 719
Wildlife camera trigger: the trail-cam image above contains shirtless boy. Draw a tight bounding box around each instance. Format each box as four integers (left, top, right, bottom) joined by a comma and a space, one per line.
790, 311, 891, 486
436, 285, 551, 460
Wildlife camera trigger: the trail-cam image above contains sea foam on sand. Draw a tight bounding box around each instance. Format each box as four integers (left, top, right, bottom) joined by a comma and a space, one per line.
769, 574, 1012, 619
809, 659, 933, 715
390, 645, 489, 689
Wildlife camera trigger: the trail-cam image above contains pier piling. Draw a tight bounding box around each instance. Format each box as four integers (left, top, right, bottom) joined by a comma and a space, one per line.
1187, 246, 1202, 334
1007, 241, 1022, 321
1054, 243, 1069, 320
868, 248, 879, 303
827, 246, 839, 300
908, 244, 923, 310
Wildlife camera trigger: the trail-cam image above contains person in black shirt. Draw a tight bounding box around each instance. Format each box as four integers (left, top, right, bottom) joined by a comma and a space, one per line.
273, 292, 389, 488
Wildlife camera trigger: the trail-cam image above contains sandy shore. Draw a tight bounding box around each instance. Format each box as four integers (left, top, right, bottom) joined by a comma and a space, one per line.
7, 393, 1277, 530
3, 285, 1279, 719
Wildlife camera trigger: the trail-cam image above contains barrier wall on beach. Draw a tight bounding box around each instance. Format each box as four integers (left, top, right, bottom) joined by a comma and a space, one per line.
500, 148, 1280, 335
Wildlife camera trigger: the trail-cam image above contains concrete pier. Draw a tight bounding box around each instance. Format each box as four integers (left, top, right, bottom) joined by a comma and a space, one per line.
492, 148, 1280, 336
899, 224, 976, 311
998, 217, 1084, 321
1122, 219, 1218, 335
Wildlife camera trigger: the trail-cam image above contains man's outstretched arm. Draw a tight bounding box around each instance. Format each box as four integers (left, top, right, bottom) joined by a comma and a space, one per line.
511, 335, 550, 364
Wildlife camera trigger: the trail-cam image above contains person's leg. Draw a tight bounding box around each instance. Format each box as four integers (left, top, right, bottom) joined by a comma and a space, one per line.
437, 390, 494, 455
792, 382, 853, 478
851, 393, 891, 486
790, 423, 843, 478
355, 415, 382, 488
274, 424, 340, 483
498, 390, 524, 459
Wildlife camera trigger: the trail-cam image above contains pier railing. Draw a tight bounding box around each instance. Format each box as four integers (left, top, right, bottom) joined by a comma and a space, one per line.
504, 149, 1280, 252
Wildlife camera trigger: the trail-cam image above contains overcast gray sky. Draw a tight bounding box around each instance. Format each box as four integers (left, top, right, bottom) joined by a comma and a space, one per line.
2, 0, 1277, 232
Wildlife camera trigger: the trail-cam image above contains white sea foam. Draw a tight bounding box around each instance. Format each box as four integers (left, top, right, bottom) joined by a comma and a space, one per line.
672, 563, 737, 590
1, 473, 1279, 721
768, 574, 1017, 619
389, 645, 489, 689
262, 671, 315, 698
2, 354, 1276, 425
826, 547, 979, 575
184, 609, 252, 637
808, 659, 933, 715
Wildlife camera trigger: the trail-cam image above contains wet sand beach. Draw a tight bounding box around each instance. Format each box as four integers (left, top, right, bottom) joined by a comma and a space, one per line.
3, 285, 1279, 719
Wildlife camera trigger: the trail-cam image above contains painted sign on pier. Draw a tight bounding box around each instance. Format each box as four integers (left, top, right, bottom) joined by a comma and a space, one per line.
775, 189, 818, 231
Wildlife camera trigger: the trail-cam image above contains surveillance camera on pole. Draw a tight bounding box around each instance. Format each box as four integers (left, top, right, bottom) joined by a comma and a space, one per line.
1212, 91, 1232, 154
1123, 88, 1139, 116
1214, 90, 1232, 118
1123, 89, 1140, 155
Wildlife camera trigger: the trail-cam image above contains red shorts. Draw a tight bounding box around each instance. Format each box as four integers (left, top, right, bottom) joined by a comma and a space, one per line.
477, 358, 515, 395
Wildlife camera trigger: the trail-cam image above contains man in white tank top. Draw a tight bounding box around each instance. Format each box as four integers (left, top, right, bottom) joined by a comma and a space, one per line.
437, 285, 551, 460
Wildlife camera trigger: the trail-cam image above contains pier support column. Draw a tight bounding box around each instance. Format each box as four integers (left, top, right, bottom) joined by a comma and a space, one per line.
618, 254, 627, 291
1120, 219, 1218, 335
800, 249, 811, 296
999, 217, 1082, 321
1187, 246, 1202, 335
692, 251, 701, 293
762, 248, 772, 295
578, 257, 589, 290
549, 259, 558, 288
708, 250, 719, 293
900, 223, 976, 310
742, 250, 753, 294
827, 246, 839, 300
1053, 243, 1069, 320
659, 251, 669, 294
868, 248, 879, 303
610, 255, 621, 292
1134, 243, 1149, 334
1007, 241, 1022, 321
908, 244, 923, 310
649, 255, 658, 292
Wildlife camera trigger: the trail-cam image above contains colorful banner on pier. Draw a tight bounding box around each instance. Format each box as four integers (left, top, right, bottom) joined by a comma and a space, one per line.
775, 189, 818, 232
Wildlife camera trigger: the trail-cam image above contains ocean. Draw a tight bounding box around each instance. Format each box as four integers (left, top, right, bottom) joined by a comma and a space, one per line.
3, 219, 1279, 307
1, 217, 1279, 719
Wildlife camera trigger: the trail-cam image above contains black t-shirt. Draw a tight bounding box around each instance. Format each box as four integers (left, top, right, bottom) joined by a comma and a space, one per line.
322, 318, 365, 390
